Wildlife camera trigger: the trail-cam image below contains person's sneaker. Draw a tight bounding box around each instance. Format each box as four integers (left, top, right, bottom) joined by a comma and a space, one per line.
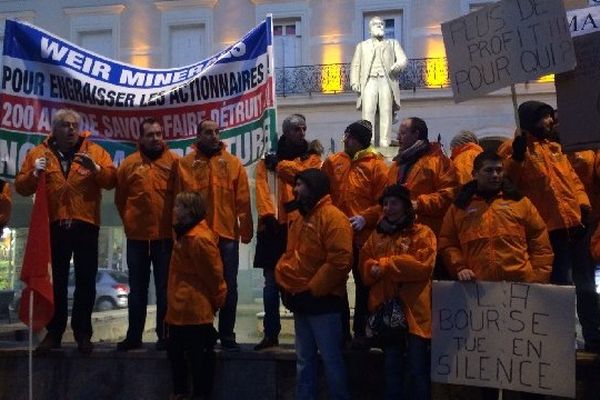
77, 338, 94, 354
116, 339, 143, 352
254, 336, 279, 351
155, 339, 167, 351
35, 334, 61, 353
220, 339, 241, 352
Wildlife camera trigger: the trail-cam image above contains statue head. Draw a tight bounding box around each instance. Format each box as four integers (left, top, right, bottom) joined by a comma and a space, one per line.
369, 17, 385, 39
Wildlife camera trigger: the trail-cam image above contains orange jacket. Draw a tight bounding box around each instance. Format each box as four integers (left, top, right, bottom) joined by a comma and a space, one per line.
173, 144, 253, 243
504, 136, 590, 231
360, 223, 436, 339
165, 220, 227, 326
256, 155, 322, 225
438, 189, 553, 283
0, 181, 11, 227
378, 143, 457, 235
568, 150, 600, 222
115, 148, 180, 240
15, 134, 116, 226
275, 195, 352, 298
451, 142, 483, 186
321, 148, 389, 243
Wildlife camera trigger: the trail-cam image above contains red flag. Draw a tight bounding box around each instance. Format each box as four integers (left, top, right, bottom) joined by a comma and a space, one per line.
19, 173, 53, 331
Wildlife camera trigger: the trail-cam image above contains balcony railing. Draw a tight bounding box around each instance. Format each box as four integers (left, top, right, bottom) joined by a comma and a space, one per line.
274, 57, 451, 96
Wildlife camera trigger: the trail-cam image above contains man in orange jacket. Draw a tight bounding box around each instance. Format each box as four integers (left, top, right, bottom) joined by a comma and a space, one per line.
276, 168, 352, 400
440, 150, 554, 399
115, 118, 180, 351
505, 101, 600, 353
439, 151, 553, 283
254, 113, 322, 350
15, 108, 116, 354
321, 120, 389, 346
172, 119, 252, 351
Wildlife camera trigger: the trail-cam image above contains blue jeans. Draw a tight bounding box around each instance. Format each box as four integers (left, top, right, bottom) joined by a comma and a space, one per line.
384, 334, 431, 400
126, 239, 173, 342
263, 268, 281, 338
549, 229, 600, 347
294, 312, 349, 400
218, 238, 239, 341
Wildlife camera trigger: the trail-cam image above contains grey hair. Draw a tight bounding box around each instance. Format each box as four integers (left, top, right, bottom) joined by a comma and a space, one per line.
51, 109, 81, 133
450, 130, 479, 150
369, 16, 384, 26
282, 114, 306, 136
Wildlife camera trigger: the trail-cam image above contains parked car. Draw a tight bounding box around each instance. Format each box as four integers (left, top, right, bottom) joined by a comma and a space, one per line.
9, 269, 129, 316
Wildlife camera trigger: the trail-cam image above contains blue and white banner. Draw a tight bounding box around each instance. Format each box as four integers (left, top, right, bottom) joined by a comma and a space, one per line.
0, 17, 276, 178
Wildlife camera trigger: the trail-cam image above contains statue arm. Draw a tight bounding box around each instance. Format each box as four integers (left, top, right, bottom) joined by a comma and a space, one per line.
390, 40, 407, 76
350, 42, 362, 93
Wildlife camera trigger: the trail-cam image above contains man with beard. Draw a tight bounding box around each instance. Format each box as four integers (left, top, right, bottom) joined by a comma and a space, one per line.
115, 117, 180, 351
321, 120, 389, 348
16, 108, 116, 354
504, 101, 600, 353
440, 150, 554, 399
172, 119, 253, 351
253, 114, 322, 350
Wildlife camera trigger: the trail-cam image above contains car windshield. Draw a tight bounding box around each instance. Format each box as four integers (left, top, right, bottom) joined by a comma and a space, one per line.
108, 271, 128, 284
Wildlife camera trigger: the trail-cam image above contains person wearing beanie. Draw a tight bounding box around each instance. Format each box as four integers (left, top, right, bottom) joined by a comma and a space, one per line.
439, 150, 554, 399
359, 184, 436, 400
275, 168, 352, 400
504, 101, 600, 353
321, 119, 389, 348
254, 114, 322, 351
450, 130, 483, 186
361, 117, 456, 279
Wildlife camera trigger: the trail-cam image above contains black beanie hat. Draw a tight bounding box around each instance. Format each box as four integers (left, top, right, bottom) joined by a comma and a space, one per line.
345, 120, 372, 148
518, 101, 554, 133
379, 184, 412, 207
295, 168, 330, 202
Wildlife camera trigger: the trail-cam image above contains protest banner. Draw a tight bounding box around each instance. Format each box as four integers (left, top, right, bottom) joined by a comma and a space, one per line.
0, 18, 277, 179
555, 31, 600, 151
431, 281, 576, 398
442, 0, 576, 103
567, 5, 600, 37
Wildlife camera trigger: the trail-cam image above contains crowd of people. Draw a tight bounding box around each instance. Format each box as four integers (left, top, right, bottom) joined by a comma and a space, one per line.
2, 103, 599, 399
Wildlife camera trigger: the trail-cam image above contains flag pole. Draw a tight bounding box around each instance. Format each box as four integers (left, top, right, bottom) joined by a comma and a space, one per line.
28, 290, 33, 400
510, 84, 521, 137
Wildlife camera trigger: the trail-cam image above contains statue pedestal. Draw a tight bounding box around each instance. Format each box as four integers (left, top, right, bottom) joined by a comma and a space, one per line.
375, 144, 398, 164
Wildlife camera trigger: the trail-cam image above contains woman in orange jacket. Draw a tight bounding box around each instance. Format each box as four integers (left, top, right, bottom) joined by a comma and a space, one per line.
166, 192, 226, 400
360, 184, 436, 400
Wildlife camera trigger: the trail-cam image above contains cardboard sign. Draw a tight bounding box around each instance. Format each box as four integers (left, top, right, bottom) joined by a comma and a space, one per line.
568, 5, 600, 37
431, 281, 576, 398
442, 0, 576, 103
555, 31, 600, 151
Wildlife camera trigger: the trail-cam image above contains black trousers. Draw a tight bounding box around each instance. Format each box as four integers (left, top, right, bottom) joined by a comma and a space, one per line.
342, 242, 369, 339
46, 220, 99, 342
167, 324, 217, 397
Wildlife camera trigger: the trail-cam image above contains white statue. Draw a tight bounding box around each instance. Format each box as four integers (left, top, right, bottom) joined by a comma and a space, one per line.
350, 16, 407, 147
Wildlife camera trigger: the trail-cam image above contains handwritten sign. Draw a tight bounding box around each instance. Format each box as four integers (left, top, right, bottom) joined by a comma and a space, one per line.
568, 6, 600, 37
555, 31, 600, 151
431, 281, 576, 398
442, 0, 576, 103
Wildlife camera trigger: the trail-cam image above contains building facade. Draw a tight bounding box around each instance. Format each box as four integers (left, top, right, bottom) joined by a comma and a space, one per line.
0, 0, 591, 300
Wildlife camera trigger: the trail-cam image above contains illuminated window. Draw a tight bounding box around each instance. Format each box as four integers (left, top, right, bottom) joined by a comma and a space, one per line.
273, 19, 302, 69
64, 5, 125, 60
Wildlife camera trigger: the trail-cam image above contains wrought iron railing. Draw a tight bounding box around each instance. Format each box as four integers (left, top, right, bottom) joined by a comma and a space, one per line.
274, 57, 451, 96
